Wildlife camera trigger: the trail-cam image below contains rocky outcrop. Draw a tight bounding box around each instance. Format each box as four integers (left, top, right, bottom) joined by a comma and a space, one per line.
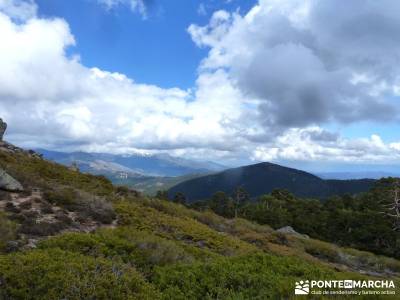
0, 119, 43, 158
277, 226, 309, 239
0, 118, 6, 141
0, 168, 23, 192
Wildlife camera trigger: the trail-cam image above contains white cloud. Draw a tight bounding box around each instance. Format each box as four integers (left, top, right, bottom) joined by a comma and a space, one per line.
188, 0, 400, 131
252, 128, 400, 163
97, 0, 147, 18
0, 0, 36, 21
0, 2, 248, 157
0, 12, 79, 103
0, 0, 400, 167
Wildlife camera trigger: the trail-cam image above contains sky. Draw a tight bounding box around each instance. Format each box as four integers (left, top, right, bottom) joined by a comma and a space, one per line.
1, 0, 400, 172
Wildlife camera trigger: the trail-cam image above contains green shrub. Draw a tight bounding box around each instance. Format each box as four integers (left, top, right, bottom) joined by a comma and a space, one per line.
304, 240, 341, 263
115, 201, 258, 257
43, 188, 116, 224
43, 188, 77, 206
39, 229, 196, 275
0, 248, 161, 300
0, 213, 17, 251
153, 253, 356, 300
18, 219, 67, 236
80, 197, 116, 224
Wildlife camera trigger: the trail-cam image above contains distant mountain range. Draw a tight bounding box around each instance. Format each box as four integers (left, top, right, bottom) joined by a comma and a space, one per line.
36, 150, 390, 199
316, 171, 400, 180
168, 162, 376, 202
36, 149, 226, 178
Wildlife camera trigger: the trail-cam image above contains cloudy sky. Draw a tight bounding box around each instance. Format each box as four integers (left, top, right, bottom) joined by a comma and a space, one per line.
1, 0, 400, 171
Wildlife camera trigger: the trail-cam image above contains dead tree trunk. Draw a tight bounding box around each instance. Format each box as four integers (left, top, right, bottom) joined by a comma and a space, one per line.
382, 180, 400, 231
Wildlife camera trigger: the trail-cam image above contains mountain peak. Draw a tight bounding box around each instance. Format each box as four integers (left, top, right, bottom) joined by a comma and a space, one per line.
169, 161, 375, 201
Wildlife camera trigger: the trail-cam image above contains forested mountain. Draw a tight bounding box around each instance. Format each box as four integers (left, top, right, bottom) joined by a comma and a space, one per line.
169, 162, 375, 202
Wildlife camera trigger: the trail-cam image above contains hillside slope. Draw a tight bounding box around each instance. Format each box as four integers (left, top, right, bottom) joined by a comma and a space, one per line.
0, 142, 398, 299
168, 162, 375, 201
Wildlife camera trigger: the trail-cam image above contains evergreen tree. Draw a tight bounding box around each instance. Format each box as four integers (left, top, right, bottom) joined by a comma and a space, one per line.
173, 192, 186, 205
233, 186, 250, 218
156, 190, 169, 200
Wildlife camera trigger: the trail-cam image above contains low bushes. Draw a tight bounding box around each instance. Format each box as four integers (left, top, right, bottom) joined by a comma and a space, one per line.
80, 197, 116, 224
153, 253, 357, 299
43, 188, 116, 224
18, 219, 68, 236
39, 229, 196, 275
115, 201, 258, 257
43, 188, 77, 206
0, 213, 17, 251
0, 248, 161, 300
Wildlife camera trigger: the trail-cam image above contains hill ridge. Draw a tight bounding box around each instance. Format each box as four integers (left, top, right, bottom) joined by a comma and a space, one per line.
168, 161, 375, 201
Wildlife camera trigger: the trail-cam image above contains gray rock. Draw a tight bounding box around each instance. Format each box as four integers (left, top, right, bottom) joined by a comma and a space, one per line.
23, 239, 38, 250
0, 118, 6, 141
277, 226, 309, 239
0, 168, 23, 192
5, 241, 20, 252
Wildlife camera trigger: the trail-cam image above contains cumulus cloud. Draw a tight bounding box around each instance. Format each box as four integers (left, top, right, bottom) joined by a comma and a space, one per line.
252, 127, 400, 163
188, 0, 400, 132
0, 1, 248, 157
1, 0, 400, 166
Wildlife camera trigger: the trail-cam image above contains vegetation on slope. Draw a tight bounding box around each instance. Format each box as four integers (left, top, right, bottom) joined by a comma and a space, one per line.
0, 150, 115, 197
188, 181, 400, 259
0, 148, 399, 299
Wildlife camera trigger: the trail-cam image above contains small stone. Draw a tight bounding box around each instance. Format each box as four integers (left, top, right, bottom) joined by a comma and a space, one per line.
25, 239, 38, 249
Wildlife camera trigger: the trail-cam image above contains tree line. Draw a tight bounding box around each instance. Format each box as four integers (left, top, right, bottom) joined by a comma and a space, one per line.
160, 178, 400, 258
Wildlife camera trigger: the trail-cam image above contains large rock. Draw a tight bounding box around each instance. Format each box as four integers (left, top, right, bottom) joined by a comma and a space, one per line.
277, 226, 309, 239
0, 168, 23, 192
0, 118, 6, 141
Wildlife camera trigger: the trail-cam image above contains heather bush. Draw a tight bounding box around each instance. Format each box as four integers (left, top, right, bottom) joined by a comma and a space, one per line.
0, 248, 161, 300
0, 213, 17, 251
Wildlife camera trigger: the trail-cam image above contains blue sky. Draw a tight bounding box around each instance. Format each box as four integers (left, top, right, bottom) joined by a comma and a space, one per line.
35, 0, 256, 89
35, 0, 399, 143
1, 0, 400, 172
